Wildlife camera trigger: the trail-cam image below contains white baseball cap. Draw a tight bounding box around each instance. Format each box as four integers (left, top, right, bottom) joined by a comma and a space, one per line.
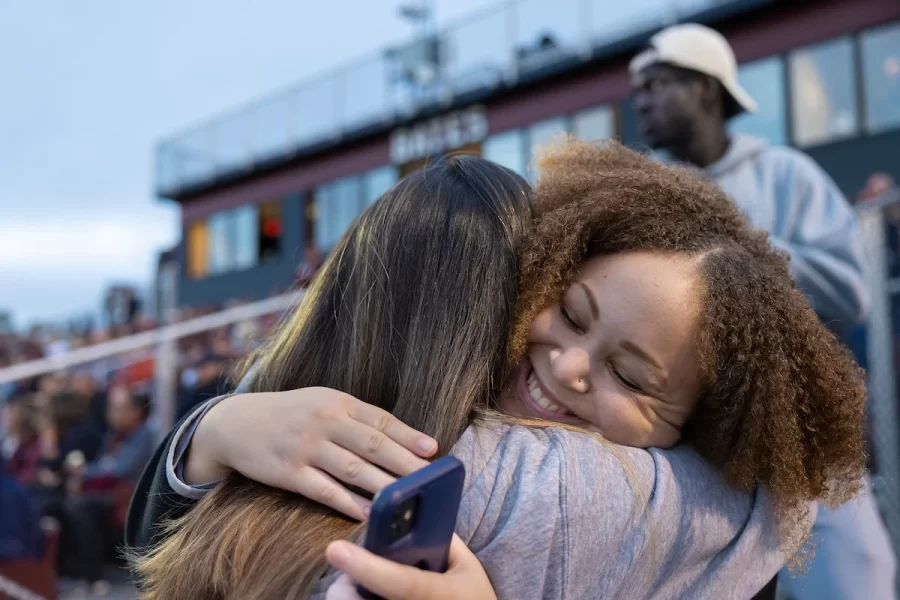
629, 23, 757, 118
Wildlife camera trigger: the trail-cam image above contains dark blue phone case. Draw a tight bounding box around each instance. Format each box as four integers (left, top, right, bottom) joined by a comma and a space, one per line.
356, 455, 466, 600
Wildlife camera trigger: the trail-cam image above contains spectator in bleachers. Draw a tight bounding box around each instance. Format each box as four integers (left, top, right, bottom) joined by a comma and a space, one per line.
32, 390, 103, 518
71, 370, 109, 437
175, 352, 229, 423
0, 455, 43, 562
61, 385, 154, 596
37, 372, 68, 403
74, 386, 154, 486
0, 395, 41, 486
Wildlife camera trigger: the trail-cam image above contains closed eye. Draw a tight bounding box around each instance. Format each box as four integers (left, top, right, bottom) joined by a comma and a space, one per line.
559, 304, 585, 334
612, 364, 642, 393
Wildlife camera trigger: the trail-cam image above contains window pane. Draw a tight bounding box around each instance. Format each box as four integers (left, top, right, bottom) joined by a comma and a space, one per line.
730, 57, 787, 145
233, 206, 259, 270
527, 117, 569, 180
207, 212, 233, 275
314, 184, 334, 251
572, 105, 614, 141
528, 116, 569, 148
336, 177, 362, 240
363, 166, 397, 206
861, 23, 900, 134
789, 38, 859, 147
187, 221, 208, 279
483, 129, 526, 176
316, 177, 362, 251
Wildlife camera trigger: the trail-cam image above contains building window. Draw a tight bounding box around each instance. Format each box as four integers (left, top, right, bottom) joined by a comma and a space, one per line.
186, 201, 281, 279
315, 176, 363, 251
789, 37, 859, 147
483, 129, 527, 176
258, 200, 282, 263
232, 205, 259, 270
186, 221, 209, 279
207, 212, 233, 275
528, 116, 570, 149
730, 57, 787, 145
363, 166, 397, 206
861, 22, 900, 134
572, 105, 614, 141
527, 117, 570, 180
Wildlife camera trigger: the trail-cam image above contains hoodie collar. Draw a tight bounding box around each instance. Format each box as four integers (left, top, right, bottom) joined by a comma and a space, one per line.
705, 133, 768, 178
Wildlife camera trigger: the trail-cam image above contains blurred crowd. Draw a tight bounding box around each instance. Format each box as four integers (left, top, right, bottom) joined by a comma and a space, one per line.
0, 293, 289, 596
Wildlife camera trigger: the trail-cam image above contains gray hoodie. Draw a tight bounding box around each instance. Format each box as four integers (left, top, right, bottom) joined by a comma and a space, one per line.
310, 425, 789, 599
704, 133, 870, 329
172, 401, 789, 600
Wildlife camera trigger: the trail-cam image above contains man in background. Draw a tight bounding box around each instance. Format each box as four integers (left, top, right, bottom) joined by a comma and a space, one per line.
630, 23, 894, 599
71, 370, 108, 437
62, 385, 154, 595
175, 352, 229, 423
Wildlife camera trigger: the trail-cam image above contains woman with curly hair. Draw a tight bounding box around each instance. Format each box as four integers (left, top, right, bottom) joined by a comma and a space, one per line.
127, 140, 866, 599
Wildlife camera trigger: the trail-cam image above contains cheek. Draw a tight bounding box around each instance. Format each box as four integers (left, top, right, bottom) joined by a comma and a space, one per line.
589, 380, 652, 435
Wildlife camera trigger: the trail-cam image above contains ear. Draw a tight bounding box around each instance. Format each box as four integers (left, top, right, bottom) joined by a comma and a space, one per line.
697, 76, 725, 116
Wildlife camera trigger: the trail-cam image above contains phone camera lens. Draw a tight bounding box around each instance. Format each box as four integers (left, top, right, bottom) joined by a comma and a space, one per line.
389, 496, 419, 542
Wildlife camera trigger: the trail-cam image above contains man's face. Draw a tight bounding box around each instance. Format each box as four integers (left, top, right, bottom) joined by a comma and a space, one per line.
631, 64, 702, 150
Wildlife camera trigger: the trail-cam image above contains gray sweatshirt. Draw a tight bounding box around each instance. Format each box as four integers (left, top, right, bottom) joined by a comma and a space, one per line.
704, 134, 869, 329
169, 401, 790, 599
312, 424, 789, 599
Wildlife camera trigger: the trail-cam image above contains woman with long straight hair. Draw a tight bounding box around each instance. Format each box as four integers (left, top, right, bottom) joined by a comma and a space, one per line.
129, 141, 867, 600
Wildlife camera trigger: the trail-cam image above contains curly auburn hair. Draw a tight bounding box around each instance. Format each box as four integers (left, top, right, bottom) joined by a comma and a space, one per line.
510, 138, 867, 555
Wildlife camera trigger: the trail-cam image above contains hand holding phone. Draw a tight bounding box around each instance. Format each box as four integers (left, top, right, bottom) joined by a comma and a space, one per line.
357, 456, 465, 599
325, 535, 497, 600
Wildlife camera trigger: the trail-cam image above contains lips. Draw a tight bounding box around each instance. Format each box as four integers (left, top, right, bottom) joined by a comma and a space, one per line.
515, 361, 584, 425
526, 371, 572, 415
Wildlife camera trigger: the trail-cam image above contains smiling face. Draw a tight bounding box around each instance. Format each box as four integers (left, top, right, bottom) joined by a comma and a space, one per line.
501, 251, 705, 448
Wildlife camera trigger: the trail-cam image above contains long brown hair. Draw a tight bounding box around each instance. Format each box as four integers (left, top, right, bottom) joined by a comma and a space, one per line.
133, 156, 534, 599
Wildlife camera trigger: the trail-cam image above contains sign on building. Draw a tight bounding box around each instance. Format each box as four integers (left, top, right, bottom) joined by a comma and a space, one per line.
389, 106, 488, 164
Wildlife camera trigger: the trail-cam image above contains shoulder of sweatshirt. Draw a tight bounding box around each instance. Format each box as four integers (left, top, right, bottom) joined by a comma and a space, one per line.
758, 144, 837, 189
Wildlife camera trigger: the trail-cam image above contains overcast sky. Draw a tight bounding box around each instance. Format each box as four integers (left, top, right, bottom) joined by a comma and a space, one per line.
0, 0, 488, 328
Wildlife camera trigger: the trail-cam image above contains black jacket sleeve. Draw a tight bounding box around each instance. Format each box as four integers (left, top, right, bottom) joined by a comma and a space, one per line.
124, 413, 199, 552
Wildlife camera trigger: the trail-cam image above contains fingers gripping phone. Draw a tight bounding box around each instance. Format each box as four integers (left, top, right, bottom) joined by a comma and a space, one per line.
357, 456, 466, 600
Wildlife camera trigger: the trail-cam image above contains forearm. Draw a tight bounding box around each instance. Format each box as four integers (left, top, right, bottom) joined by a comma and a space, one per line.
124, 427, 195, 550
124, 401, 224, 551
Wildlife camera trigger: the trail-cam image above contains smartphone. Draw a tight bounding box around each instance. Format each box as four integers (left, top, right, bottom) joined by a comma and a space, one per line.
357, 455, 466, 600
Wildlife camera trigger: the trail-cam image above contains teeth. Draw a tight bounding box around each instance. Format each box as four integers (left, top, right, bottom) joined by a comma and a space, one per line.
527, 372, 573, 415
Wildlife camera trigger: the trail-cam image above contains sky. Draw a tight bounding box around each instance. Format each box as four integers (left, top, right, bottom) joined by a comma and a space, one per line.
0, 0, 487, 328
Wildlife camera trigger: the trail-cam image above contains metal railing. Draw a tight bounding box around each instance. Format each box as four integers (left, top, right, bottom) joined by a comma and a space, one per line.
858, 190, 900, 553
0, 292, 302, 435
155, 0, 735, 197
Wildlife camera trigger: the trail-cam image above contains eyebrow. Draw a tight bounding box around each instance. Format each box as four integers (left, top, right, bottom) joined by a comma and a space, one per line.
576, 281, 599, 320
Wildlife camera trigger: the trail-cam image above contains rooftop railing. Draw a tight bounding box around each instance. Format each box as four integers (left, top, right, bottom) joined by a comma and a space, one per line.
155, 0, 737, 197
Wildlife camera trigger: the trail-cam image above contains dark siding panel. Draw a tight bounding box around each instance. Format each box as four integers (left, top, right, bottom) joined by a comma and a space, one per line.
805, 130, 900, 200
